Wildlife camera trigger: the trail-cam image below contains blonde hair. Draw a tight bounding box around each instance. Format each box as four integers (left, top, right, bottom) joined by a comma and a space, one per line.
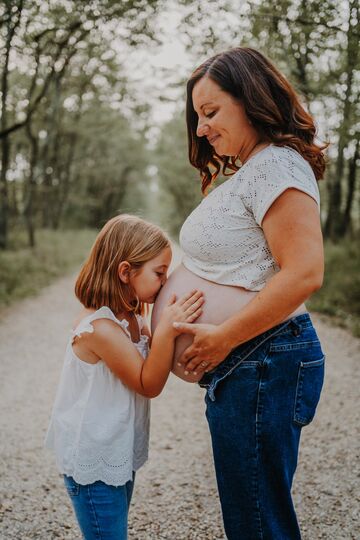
75, 214, 170, 316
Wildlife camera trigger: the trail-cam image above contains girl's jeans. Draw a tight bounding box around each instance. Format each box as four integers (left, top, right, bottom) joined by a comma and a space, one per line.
199, 313, 325, 540
63, 474, 135, 540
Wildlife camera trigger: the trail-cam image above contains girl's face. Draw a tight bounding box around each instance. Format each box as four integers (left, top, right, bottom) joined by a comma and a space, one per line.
130, 246, 172, 304
192, 76, 260, 159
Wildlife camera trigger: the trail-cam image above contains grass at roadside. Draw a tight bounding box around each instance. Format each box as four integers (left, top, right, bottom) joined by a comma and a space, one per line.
308, 240, 360, 337
0, 229, 96, 309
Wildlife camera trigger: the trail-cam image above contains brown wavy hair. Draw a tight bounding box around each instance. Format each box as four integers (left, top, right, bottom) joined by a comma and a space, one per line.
75, 214, 170, 316
186, 47, 327, 193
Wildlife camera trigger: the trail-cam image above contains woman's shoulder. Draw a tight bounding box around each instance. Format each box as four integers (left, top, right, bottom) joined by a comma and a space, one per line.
235, 144, 317, 191
251, 144, 315, 179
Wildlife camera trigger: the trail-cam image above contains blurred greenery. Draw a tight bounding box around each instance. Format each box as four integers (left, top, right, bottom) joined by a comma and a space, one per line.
308, 240, 360, 337
0, 228, 95, 307
155, 112, 202, 236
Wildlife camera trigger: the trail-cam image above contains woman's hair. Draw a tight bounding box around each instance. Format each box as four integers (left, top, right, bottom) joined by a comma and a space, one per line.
186, 47, 327, 193
75, 214, 170, 316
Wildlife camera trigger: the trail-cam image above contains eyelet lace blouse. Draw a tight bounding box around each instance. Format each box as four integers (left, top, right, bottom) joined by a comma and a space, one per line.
45, 306, 150, 487
180, 145, 320, 291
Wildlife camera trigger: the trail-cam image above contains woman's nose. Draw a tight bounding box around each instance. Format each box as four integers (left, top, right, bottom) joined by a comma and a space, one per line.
196, 118, 209, 138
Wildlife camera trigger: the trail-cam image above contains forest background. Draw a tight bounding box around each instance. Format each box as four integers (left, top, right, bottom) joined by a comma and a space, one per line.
0, 0, 359, 335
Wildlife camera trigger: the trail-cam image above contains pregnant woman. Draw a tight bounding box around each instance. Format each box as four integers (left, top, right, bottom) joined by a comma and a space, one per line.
151, 47, 326, 539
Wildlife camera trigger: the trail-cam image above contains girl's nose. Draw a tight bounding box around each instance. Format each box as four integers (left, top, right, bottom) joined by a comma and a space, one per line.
196, 118, 209, 138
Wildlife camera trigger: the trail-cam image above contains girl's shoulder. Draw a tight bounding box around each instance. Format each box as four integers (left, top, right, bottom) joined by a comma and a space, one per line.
71, 306, 132, 343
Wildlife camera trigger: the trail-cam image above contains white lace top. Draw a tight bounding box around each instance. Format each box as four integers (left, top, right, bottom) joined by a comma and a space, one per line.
180, 145, 320, 291
45, 306, 150, 486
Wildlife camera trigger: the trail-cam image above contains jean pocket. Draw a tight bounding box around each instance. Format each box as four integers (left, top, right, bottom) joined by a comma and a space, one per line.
63, 475, 80, 496
293, 356, 325, 426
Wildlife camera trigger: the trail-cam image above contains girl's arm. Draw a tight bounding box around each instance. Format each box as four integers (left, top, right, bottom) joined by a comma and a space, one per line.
175, 189, 324, 374
77, 290, 203, 398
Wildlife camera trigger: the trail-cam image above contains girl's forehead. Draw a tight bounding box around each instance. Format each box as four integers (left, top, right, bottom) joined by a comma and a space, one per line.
150, 246, 172, 266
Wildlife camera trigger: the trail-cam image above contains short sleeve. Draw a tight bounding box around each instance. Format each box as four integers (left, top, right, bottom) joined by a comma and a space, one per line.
245, 146, 320, 227
71, 307, 131, 343
135, 314, 144, 330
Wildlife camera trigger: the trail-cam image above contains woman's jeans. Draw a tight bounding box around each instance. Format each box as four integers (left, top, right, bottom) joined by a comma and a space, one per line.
199, 313, 325, 540
63, 474, 135, 540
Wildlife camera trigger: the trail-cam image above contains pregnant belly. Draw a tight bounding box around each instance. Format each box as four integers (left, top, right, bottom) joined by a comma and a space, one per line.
151, 264, 257, 383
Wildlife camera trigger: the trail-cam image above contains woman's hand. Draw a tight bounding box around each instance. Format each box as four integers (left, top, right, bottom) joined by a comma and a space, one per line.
173, 322, 232, 375
158, 290, 204, 338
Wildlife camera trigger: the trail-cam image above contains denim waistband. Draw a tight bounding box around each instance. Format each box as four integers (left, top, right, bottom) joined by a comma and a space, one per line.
199, 313, 313, 401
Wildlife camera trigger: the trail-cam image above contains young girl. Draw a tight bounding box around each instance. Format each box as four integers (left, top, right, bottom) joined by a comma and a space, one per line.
45, 214, 203, 540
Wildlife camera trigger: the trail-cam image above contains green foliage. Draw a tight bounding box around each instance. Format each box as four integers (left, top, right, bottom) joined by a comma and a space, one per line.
62, 101, 150, 228
308, 239, 360, 336
0, 0, 164, 248
154, 112, 202, 236
0, 229, 95, 308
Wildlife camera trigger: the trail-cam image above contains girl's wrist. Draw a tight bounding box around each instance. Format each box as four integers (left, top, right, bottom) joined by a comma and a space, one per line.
155, 319, 176, 341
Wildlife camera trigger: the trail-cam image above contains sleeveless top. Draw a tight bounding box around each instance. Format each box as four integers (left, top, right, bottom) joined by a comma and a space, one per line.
45, 306, 150, 487
180, 145, 320, 291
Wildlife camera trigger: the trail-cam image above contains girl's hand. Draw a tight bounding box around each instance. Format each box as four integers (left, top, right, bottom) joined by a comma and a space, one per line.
159, 290, 204, 337
172, 322, 232, 375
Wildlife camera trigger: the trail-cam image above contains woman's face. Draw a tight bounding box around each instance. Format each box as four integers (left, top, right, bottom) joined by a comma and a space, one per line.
192, 76, 259, 159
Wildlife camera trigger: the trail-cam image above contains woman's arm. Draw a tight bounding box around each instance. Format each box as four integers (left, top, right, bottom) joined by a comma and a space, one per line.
175, 189, 324, 375
77, 290, 203, 397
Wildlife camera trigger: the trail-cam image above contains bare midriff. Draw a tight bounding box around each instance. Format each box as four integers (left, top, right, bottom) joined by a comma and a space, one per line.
151, 264, 307, 383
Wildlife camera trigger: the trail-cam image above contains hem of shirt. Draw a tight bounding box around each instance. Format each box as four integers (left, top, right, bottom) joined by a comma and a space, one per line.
181, 258, 264, 292
255, 184, 320, 227
58, 455, 148, 487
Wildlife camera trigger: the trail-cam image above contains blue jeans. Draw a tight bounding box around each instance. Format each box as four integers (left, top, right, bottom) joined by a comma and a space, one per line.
199, 313, 325, 540
63, 474, 135, 539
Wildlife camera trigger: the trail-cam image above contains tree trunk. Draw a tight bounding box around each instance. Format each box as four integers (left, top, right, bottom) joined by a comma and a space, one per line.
324, 0, 359, 239
0, 0, 23, 248
24, 123, 39, 248
51, 134, 76, 230
339, 137, 359, 237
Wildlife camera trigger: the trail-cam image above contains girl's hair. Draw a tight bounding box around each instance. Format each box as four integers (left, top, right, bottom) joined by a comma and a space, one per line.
186, 47, 328, 193
75, 214, 170, 316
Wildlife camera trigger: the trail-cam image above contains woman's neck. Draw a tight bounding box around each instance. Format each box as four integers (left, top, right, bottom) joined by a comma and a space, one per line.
241, 140, 270, 165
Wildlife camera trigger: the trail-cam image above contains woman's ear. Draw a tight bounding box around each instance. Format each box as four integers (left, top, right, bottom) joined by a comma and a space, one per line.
118, 261, 131, 283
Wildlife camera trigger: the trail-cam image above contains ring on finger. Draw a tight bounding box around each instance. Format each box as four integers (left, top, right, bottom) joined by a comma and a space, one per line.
200, 361, 209, 368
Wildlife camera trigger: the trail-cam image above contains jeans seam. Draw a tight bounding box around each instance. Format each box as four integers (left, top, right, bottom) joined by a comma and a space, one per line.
293, 356, 325, 426
254, 360, 266, 540
87, 484, 102, 539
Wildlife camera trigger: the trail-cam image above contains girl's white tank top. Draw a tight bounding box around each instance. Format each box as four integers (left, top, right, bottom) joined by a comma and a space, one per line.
45, 306, 150, 486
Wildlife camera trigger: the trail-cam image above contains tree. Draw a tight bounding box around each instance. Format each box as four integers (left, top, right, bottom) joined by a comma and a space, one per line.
155, 111, 202, 236
0, 0, 163, 247
0, 0, 23, 248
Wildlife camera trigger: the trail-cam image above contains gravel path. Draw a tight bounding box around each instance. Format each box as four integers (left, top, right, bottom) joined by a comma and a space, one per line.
0, 254, 359, 539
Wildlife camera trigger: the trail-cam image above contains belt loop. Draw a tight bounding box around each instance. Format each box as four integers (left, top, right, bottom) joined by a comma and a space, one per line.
290, 320, 302, 337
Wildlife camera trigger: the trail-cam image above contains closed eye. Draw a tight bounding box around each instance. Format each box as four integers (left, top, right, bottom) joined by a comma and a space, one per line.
205, 111, 216, 119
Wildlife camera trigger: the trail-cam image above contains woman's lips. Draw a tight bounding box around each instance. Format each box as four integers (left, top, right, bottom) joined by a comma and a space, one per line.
207, 134, 220, 145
